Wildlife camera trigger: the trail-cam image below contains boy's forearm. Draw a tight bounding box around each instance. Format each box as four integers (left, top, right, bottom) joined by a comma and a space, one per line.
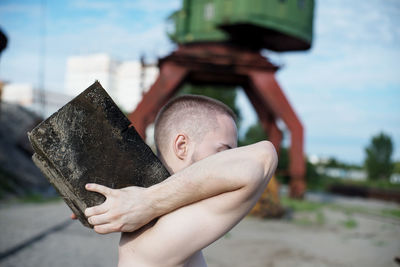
147, 141, 277, 218
84, 141, 277, 234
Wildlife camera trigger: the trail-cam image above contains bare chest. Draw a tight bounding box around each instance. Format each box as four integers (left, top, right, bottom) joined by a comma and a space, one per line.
183, 251, 207, 267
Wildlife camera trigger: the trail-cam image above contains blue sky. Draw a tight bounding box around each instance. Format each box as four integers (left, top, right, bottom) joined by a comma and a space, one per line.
1, 0, 399, 164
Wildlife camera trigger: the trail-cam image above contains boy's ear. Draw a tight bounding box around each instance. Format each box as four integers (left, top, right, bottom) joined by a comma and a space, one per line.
173, 134, 188, 160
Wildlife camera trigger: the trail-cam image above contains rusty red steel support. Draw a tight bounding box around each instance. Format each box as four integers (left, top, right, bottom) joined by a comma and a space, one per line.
268, 121, 283, 155
128, 44, 306, 198
130, 62, 188, 135
248, 71, 305, 198
243, 84, 282, 154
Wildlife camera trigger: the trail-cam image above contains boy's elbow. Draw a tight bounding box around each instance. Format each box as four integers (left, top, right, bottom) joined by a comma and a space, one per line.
255, 141, 278, 178
238, 141, 278, 192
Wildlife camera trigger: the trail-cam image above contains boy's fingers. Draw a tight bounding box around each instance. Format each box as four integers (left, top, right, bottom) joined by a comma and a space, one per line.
93, 224, 117, 234
85, 183, 113, 196
88, 213, 111, 226
85, 204, 108, 217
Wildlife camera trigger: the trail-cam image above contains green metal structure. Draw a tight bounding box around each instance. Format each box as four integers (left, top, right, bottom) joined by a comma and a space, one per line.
167, 0, 315, 51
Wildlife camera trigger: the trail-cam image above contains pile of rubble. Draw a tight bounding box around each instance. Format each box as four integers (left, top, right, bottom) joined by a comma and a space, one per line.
0, 102, 53, 198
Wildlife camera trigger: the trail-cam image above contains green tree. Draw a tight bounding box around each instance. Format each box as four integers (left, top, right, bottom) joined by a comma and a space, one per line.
394, 161, 400, 174
238, 122, 267, 146
323, 157, 362, 170
276, 146, 290, 184
305, 159, 323, 190
364, 132, 394, 180
238, 122, 294, 185
325, 157, 340, 168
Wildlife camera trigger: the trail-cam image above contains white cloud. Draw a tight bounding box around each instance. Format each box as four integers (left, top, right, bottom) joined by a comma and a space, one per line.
271, 0, 400, 163
70, 0, 180, 12
1, 0, 399, 163
0, 0, 178, 93
0, 2, 41, 16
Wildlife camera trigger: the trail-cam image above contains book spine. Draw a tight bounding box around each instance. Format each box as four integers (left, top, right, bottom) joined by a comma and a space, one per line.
31, 149, 92, 228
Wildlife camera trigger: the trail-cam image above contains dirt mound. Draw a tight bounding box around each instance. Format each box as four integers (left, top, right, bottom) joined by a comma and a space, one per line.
0, 102, 53, 198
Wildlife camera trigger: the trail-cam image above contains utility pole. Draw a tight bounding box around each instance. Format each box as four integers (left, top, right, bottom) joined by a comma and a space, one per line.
37, 0, 47, 117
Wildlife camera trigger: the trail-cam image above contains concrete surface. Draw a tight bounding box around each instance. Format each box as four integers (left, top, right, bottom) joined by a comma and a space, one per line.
1, 197, 399, 267
0, 201, 119, 267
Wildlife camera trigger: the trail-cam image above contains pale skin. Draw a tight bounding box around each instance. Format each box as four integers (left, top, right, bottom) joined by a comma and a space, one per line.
78, 114, 278, 266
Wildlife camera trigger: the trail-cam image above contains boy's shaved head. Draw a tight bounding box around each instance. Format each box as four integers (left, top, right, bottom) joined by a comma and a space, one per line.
154, 95, 237, 159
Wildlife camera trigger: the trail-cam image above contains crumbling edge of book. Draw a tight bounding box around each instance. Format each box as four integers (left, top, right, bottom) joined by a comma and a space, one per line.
28, 81, 170, 228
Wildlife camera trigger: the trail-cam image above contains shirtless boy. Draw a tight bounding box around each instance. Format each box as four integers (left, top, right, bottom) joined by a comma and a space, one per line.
82, 95, 278, 266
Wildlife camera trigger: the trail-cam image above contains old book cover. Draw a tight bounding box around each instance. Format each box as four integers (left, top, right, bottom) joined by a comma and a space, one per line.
28, 81, 170, 228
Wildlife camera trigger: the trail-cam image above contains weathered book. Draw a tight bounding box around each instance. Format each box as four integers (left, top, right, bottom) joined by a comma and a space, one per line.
28, 81, 170, 228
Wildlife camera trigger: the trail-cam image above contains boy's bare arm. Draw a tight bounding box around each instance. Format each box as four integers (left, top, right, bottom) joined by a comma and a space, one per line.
85, 141, 277, 234
120, 140, 278, 266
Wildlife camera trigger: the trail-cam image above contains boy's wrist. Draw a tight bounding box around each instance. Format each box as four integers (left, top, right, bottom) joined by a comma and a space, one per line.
146, 183, 169, 219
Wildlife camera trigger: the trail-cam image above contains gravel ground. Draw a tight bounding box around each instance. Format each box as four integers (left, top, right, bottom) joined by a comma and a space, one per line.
1, 197, 399, 267
204, 212, 400, 267
0, 201, 120, 267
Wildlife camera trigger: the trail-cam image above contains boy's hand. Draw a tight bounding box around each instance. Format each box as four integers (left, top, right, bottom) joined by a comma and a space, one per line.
84, 183, 156, 234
